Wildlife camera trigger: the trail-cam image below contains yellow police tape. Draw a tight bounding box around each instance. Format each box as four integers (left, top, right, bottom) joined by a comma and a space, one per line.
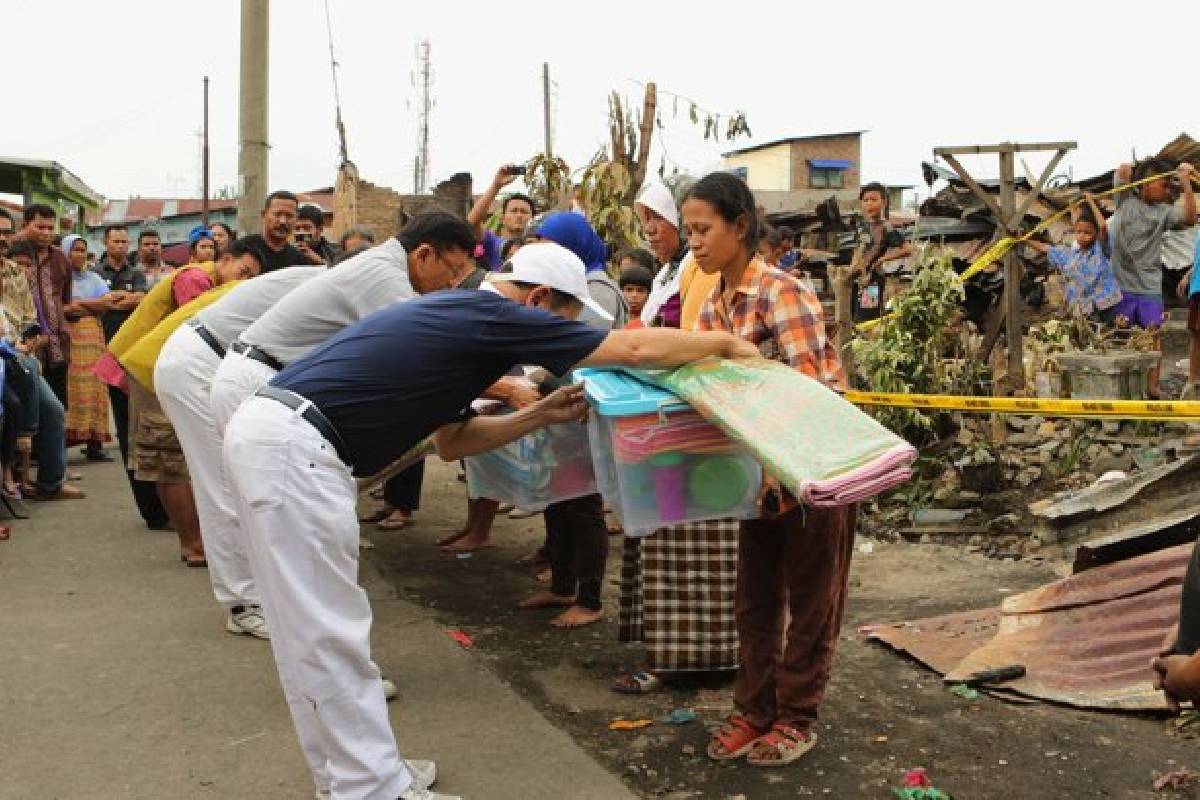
844, 390, 1200, 422
854, 170, 1198, 333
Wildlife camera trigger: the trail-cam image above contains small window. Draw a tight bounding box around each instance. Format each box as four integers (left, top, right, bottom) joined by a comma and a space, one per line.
809, 167, 844, 189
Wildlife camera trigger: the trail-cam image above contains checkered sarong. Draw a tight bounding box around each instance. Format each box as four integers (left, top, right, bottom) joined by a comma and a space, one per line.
617, 519, 740, 672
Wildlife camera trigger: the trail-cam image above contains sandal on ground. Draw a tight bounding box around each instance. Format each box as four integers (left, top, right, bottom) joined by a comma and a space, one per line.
358, 507, 392, 524
745, 722, 818, 767
0, 524, 10, 540
376, 512, 411, 531
707, 714, 768, 761
611, 671, 662, 695
185, 558, 208, 569
28, 484, 86, 501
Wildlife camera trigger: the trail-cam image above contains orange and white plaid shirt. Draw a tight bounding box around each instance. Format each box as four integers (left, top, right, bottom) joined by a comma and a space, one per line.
695, 255, 845, 390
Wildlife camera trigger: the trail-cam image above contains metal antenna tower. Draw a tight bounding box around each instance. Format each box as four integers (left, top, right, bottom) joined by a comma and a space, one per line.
415, 38, 432, 193
323, 0, 350, 165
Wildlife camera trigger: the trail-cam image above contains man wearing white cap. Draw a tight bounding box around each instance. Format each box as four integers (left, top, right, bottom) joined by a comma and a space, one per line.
634, 181, 687, 327
223, 242, 757, 800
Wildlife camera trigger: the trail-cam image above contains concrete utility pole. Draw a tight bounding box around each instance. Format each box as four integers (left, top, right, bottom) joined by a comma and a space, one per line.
542, 62, 553, 158
237, 0, 269, 235
202, 75, 210, 225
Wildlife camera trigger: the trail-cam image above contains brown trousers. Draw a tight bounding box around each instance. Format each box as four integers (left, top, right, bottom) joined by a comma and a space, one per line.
733, 503, 857, 731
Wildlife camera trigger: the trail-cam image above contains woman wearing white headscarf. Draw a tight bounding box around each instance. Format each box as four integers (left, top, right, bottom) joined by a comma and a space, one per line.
61, 234, 114, 460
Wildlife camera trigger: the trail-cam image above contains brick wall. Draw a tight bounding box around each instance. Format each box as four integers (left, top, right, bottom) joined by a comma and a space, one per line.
789, 134, 862, 192
331, 164, 473, 243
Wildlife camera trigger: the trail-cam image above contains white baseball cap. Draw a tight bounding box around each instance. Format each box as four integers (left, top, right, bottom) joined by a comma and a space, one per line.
488, 242, 613, 321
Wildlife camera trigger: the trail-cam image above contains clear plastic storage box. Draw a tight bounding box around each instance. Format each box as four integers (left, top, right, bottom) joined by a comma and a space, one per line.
465, 418, 597, 512
577, 368, 761, 536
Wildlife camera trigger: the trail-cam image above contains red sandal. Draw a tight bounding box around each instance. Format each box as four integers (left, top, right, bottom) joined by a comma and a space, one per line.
707, 714, 767, 761
745, 722, 818, 767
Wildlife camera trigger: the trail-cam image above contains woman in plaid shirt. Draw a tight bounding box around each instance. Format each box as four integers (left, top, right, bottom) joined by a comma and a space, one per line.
684, 172, 857, 768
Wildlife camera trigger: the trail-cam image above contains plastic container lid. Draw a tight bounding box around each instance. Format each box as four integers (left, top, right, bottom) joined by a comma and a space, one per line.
576, 368, 689, 417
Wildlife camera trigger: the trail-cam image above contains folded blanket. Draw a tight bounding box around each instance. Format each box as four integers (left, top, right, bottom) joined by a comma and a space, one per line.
612, 413, 737, 462
631, 358, 916, 508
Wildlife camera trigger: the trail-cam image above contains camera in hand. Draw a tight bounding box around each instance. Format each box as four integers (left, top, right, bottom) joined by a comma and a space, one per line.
294, 232, 313, 245
504, 164, 527, 177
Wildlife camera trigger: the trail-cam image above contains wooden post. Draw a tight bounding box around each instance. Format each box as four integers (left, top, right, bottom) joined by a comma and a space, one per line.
997, 145, 1024, 391
832, 243, 865, 387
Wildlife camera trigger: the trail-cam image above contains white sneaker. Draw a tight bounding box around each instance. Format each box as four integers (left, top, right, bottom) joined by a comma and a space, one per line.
507, 506, 538, 519
403, 759, 438, 790
226, 605, 270, 639
319, 762, 441, 796
398, 788, 459, 800
382, 676, 398, 702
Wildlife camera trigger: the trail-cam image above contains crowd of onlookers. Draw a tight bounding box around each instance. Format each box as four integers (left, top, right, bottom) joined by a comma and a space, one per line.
0, 197, 364, 542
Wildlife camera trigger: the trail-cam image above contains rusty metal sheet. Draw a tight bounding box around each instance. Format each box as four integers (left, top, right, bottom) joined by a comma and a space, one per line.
866, 608, 1001, 675
869, 543, 1192, 711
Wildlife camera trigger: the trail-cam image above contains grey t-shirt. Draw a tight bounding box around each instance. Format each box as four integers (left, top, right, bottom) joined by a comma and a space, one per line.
239, 238, 416, 366
580, 272, 628, 331
1109, 189, 1183, 296
194, 266, 326, 349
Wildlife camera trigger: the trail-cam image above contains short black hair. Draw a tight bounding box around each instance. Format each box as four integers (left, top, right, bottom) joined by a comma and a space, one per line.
616, 247, 655, 272
263, 190, 299, 211
509, 281, 578, 311
1133, 158, 1173, 183
138, 229, 161, 245
18, 321, 42, 342
8, 239, 36, 260
23, 203, 56, 225
210, 221, 236, 240
502, 194, 536, 216
229, 236, 267, 270
397, 211, 477, 255
776, 225, 795, 240
103, 224, 128, 239
0, 208, 13, 226
760, 225, 783, 249
296, 204, 325, 228
618, 263, 654, 290
683, 172, 763, 252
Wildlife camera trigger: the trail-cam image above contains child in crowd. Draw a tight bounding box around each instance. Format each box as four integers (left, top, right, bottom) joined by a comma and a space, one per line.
616, 248, 655, 324
852, 182, 910, 323
757, 226, 784, 267
1024, 194, 1121, 323
1108, 159, 1196, 397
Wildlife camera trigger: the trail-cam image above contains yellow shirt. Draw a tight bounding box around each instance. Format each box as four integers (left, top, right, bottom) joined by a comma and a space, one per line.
678, 255, 721, 332
107, 262, 219, 361
120, 280, 239, 393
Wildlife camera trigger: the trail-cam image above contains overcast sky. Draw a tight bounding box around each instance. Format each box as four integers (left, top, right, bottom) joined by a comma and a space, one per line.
7, 0, 1191, 208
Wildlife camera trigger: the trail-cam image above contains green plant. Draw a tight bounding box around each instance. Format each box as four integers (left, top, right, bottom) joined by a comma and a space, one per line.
849, 247, 979, 444
524, 153, 573, 216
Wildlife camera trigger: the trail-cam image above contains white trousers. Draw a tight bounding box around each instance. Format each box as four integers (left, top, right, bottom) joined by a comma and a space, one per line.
155, 327, 258, 610
224, 396, 411, 800
210, 348, 276, 439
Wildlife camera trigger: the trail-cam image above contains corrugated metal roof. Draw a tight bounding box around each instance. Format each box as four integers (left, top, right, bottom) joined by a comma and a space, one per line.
869, 543, 1190, 711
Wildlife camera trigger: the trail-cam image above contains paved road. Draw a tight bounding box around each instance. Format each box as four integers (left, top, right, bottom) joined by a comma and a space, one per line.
0, 456, 635, 800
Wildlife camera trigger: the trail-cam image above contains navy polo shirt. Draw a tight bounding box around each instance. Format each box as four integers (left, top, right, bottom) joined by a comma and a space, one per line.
271, 289, 608, 476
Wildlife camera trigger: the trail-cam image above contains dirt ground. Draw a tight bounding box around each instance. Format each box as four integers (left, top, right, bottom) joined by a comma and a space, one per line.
369, 459, 1200, 800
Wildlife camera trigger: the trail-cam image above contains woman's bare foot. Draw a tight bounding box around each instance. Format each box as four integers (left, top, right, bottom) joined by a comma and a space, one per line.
442, 534, 493, 553
518, 591, 575, 610
551, 606, 605, 628
376, 510, 411, 530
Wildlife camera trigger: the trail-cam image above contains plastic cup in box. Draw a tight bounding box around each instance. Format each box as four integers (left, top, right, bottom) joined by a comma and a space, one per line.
575, 368, 761, 535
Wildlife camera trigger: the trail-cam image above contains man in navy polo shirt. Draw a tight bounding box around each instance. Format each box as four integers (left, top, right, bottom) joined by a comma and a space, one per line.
223, 243, 757, 800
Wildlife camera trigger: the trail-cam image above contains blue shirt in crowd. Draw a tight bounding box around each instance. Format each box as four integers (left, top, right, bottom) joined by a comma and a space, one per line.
272, 290, 608, 476
1046, 241, 1122, 315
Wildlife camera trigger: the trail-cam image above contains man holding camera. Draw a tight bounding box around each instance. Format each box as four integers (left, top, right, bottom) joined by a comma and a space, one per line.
295, 204, 337, 265
467, 163, 535, 270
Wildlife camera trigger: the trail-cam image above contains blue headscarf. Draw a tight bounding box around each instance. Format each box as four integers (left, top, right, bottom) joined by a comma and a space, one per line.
533, 211, 608, 273
188, 224, 214, 246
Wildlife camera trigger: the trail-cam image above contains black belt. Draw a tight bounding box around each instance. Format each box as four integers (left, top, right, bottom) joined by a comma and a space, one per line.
186, 319, 225, 358
255, 385, 353, 467
231, 340, 284, 371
